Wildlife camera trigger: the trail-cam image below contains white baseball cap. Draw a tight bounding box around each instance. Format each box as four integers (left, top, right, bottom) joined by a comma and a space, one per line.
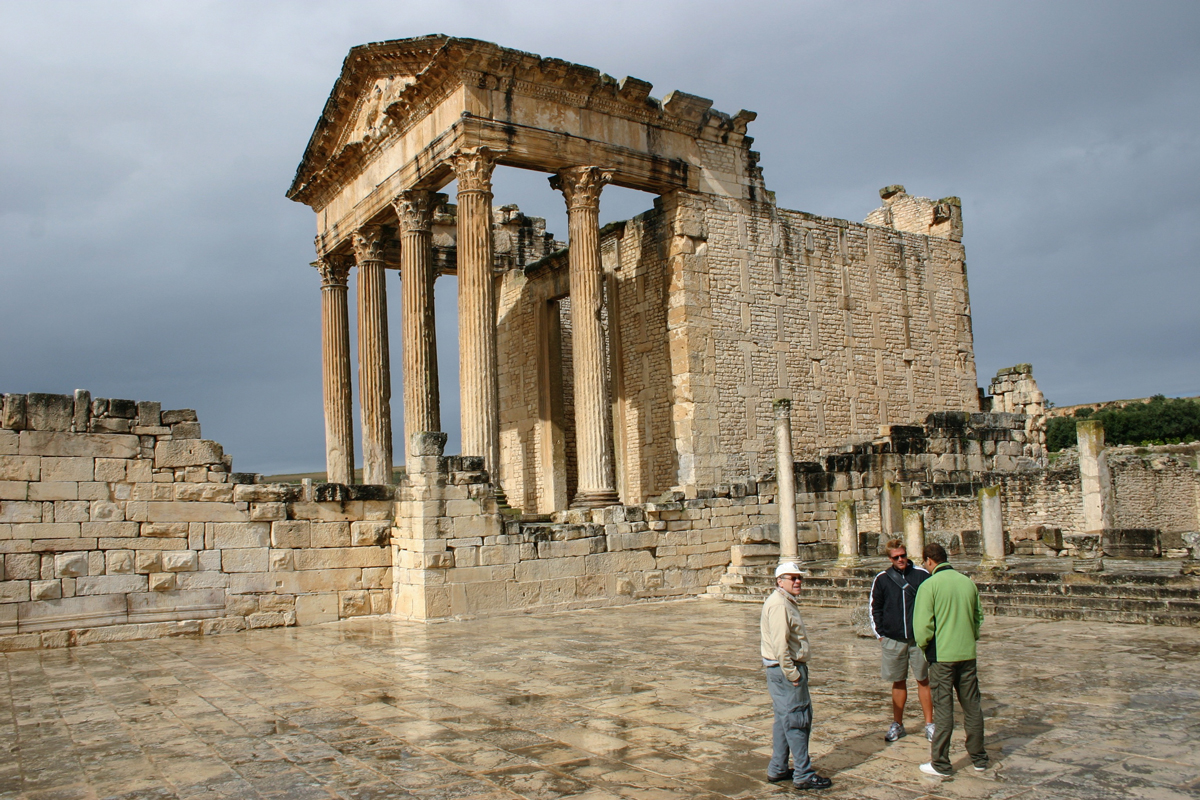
775, 562, 804, 578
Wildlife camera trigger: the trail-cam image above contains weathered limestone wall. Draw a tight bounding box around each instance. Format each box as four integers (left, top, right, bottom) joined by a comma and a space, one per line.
1108, 445, 1200, 533
702, 196, 978, 482
983, 364, 1048, 462
391, 446, 774, 620
0, 392, 391, 651
496, 187, 977, 508
497, 209, 674, 510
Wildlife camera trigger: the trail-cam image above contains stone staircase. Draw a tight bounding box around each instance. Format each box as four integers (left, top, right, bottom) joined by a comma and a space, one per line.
709, 555, 1200, 627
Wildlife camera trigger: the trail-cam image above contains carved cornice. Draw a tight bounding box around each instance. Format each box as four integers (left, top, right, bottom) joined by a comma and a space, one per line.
392, 189, 436, 233
351, 225, 387, 263
549, 166, 613, 212
451, 148, 496, 195
313, 254, 353, 287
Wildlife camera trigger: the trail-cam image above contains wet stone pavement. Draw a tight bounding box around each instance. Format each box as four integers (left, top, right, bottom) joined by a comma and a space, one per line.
2, 599, 1199, 800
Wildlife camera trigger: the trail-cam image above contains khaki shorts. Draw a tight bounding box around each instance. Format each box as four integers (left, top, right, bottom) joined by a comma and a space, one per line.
880, 636, 929, 682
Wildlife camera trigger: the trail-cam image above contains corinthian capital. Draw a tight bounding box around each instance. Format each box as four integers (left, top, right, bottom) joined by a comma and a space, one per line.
313, 254, 353, 287
392, 189, 435, 233
550, 166, 614, 211
351, 225, 387, 263
451, 147, 496, 195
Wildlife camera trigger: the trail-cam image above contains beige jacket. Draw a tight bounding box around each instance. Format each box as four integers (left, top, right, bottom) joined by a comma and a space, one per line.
760, 587, 811, 683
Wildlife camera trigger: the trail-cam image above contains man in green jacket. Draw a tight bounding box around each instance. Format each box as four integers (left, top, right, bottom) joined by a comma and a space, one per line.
912, 543, 989, 777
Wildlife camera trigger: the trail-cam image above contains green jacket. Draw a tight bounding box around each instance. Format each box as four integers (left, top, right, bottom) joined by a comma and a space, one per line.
913, 563, 983, 662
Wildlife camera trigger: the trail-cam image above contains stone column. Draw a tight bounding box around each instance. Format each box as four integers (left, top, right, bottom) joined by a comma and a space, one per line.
393, 190, 442, 462
314, 255, 355, 485
550, 166, 619, 507
773, 399, 798, 564
979, 484, 1007, 568
452, 148, 501, 485
1077, 419, 1112, 534
880, 480, 904, 542
836, 499, 860, 567
903, 508, 925, 562
352, 225, 393, 485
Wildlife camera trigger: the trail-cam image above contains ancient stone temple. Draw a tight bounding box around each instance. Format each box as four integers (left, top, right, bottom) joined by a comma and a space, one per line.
287, 35, 978, 507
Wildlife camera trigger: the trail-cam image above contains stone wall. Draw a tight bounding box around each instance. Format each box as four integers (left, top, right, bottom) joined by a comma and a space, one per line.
497, 208, 675, 511
0, 392, 391, 651
391, 442, 774, 620
495, 186, 979, 510
1108, 445, 1200, 534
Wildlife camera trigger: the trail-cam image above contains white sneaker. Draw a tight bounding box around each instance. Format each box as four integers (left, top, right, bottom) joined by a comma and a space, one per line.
974, 764, 989, 772
920, 762, 951, 777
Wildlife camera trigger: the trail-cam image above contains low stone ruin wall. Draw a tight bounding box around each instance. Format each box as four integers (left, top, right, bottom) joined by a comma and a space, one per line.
777, 413, 1197, 560
1109, 444, 1199, 534
0, 392, 391, 651
391, 448, 776, 620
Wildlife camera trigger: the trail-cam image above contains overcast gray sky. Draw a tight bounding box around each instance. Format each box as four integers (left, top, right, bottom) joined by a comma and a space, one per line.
2, 1, 1197, 475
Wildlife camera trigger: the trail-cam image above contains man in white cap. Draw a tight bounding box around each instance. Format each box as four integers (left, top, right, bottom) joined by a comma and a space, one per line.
760, 561, 832, 791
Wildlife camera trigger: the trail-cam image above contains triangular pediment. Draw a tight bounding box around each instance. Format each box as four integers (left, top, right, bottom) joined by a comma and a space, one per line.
288, 35, 450, 200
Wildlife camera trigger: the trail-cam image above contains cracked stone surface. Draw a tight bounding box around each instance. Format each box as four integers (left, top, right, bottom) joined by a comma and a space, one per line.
2, 599, 1199, 799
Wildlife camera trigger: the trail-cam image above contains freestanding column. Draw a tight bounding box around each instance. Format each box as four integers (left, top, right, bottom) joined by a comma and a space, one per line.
452, 148, 501, 484
880, 480, 904, 541
1077, 419, 1112, 534
550, 166, 619, 507
904, 508, 925, 562
979, 485, 1007, 568
773, 399, 798, 564
837, 500, 860, 566
393, 190, 442, 462
314, 255, 355, 485
352, 225, 393, 485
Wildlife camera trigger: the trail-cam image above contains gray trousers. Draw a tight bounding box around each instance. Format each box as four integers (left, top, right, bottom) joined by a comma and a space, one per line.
765, 664, 815, 783
929, 659, 988, 773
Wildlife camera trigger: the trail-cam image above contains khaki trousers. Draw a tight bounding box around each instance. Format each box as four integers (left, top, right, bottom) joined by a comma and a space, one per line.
928, 659, 988, 773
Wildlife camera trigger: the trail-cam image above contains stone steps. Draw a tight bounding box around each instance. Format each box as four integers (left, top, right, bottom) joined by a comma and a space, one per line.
708, 558, 1200, 626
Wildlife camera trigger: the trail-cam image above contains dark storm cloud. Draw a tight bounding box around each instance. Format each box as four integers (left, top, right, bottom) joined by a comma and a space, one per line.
1, 1, 1196, 474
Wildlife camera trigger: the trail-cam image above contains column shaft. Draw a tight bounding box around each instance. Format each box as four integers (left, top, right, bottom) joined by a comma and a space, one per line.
903, 508, 925, 562
836, 500, 860, 566
453, 149, 501, 481
773, 399, 798, 564
551, 166, 618, 507
394, 190, 441, 462
979, 485, 1007, 568
353, 226, 393, 485
315, 257, 354, 485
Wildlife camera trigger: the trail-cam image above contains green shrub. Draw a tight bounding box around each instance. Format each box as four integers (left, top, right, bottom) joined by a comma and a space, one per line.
1045, 395, 1200, 451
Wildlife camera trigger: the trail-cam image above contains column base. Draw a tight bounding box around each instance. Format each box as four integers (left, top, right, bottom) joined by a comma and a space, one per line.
978, 556, 1008, 571
570, 489, 620, 509
836, 556, 863, 568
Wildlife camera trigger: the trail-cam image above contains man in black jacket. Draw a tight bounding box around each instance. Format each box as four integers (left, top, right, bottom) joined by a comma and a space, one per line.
869, 538, 934, 742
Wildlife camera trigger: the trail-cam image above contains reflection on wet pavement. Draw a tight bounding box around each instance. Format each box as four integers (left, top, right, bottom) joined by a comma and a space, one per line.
2, 599, 1199, 799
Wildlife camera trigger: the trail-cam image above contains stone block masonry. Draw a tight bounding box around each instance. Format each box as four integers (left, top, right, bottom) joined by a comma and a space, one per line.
0, 392, 392, 650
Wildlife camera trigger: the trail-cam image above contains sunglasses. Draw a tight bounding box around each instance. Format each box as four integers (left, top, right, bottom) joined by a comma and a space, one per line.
889, 554, 908, 561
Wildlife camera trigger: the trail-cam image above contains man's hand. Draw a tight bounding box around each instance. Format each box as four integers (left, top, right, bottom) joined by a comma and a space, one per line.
792, 679, 800, 686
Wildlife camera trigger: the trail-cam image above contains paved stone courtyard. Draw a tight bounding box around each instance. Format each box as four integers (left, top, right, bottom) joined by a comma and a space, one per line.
3, 599, 1199, 800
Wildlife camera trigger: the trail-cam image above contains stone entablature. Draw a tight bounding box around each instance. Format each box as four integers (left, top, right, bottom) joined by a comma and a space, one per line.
289, 36, 760, 251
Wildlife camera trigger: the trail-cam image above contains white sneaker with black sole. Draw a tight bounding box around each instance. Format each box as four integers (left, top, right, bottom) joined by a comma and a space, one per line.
924, 722, 935, 742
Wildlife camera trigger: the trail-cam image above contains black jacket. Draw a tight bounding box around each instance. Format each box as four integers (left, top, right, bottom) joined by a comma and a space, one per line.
869, 563, 929, 641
